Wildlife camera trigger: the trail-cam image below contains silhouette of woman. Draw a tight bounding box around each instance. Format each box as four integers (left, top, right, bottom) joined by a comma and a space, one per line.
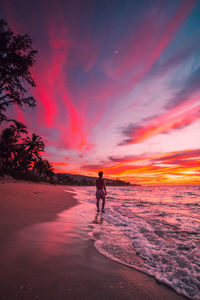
96, 171, 107, 213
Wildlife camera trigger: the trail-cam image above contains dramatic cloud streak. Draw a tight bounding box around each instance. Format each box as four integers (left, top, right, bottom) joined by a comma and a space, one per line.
120, 99, 200, 145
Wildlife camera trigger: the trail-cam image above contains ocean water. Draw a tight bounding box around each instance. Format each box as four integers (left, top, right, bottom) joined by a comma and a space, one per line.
71, 185, 200, 300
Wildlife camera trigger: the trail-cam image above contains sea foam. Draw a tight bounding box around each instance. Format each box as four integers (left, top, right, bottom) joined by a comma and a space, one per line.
72, 185, 200, 300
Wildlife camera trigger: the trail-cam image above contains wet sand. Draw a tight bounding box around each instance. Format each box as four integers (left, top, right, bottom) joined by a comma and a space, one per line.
0, 180, 187, 300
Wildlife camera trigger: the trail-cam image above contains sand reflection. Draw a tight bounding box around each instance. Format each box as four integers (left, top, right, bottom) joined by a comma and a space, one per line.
4, 204, 88, 261
92, 212, 104, 225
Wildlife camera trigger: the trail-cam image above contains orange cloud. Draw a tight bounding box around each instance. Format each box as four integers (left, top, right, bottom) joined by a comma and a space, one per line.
52, 162, 69, 167
83, 149, 200, 185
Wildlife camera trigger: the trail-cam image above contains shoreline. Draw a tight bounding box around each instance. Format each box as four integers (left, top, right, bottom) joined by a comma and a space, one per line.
0, 181, 187, 300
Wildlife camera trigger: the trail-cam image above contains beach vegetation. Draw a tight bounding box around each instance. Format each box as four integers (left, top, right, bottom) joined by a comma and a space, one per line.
0, 121, 55, 182
23, 133, 45, 160
0, 19, 56, 183
33, 158, 54, 180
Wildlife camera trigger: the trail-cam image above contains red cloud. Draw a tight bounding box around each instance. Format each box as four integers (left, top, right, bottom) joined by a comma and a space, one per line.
32, 7, 92, 151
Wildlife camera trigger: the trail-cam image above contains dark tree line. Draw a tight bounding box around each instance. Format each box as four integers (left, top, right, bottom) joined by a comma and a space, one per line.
0, 19, 55, 181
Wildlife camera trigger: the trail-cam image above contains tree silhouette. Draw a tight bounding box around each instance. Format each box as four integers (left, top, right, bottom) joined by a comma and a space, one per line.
0, 19, 56, 182
0, 124, 55, 180
0, 19, 37, 124
23, 133, 45, 161
10, 121, 27, 138
0, 126, 16, 171
9, 122, 27, 170
33, 158, 45, 177
33, 158, 54, 180
42, 159, 54, 180
0, 122, 27, 171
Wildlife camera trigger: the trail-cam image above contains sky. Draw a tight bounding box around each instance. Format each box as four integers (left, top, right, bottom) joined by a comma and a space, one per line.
1, 0, 200, 185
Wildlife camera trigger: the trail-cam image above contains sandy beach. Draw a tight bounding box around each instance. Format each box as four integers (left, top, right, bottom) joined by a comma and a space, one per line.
0, 180, 188, 300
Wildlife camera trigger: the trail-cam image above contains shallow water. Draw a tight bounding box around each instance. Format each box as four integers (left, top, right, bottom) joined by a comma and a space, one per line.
71, 185, 200, 300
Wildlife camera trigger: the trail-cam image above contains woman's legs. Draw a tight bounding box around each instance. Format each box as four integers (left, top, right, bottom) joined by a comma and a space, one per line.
96, 199, 100, 212
96, 190, 105, 212
102, 198, 105, 212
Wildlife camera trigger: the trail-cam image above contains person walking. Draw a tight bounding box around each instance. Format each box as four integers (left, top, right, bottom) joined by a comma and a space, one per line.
96, 171, 107, 213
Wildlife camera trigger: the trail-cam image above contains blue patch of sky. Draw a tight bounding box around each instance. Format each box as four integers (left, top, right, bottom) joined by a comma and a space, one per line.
146, 2, 200, 91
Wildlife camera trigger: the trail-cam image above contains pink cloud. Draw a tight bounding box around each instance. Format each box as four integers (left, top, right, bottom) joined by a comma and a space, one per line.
120, 97, 200, 145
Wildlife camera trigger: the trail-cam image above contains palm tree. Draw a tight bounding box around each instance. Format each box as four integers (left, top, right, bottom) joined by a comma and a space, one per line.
0, 122, 28, 172
33, 158, 54, 180
0, 127, 16, 146
8, 122, 28, 170
0, 127, 16, 171
43, 159, 54, 180
10, 121, 27, 139
23, 133, 45, 160
33, 159, 46, 177
0, 123, 55, 181
13, 133, 45, 173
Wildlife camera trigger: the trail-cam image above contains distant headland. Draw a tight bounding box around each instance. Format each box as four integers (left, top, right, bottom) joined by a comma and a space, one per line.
55, 173, 139, 186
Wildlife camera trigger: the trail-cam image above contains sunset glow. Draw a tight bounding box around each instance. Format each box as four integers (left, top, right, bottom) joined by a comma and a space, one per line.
1, 0, 200, 184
